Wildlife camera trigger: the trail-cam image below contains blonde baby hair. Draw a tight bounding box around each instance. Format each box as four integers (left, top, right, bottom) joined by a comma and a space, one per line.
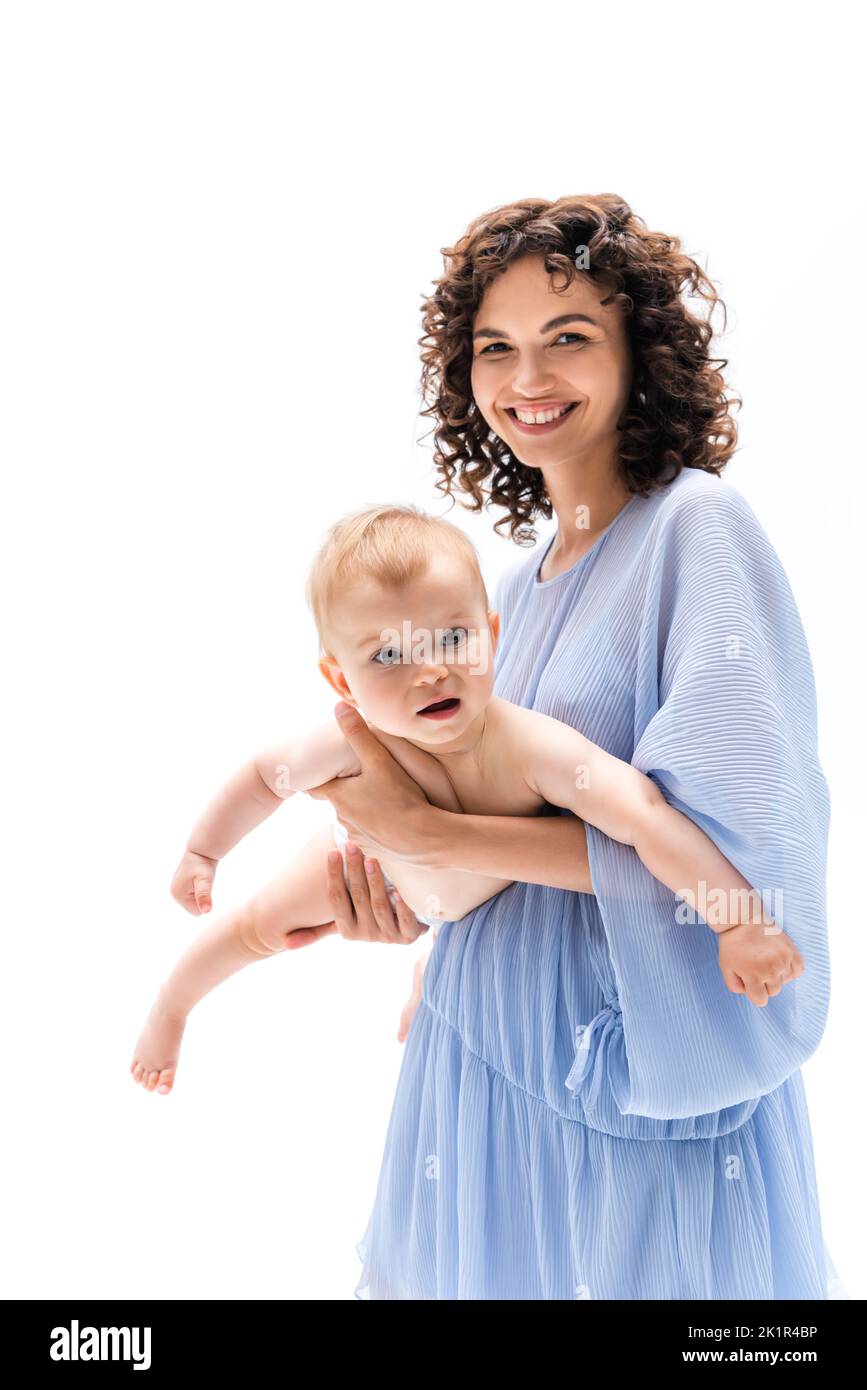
305, 503, 490, 658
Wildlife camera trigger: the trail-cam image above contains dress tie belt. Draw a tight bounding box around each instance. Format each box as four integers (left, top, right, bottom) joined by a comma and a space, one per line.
564, 1000, 622, 1112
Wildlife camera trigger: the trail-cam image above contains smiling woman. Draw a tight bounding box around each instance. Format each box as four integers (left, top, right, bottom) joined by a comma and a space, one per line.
475, 314, 593, 430
421, 196, 737, 550
334, 194, 847, 1300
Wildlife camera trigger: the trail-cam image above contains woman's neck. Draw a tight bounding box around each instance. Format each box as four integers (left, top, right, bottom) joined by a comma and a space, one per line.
541, 452, 633, 568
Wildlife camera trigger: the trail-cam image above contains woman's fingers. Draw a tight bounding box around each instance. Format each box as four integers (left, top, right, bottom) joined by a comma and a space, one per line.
360, 855, 406, 942
355, 851, 429, 943
343, 843, 400, 942
325, 845, 429, 945
326, 844, 384, 940
326, 850, 361, 936
391, 891, 430, 943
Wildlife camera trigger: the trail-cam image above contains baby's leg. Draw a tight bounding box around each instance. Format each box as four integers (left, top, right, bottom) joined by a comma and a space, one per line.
130, 825, 339, 1095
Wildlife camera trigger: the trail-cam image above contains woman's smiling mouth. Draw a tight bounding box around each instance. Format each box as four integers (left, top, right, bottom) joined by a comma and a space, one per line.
505, 401, 581, 433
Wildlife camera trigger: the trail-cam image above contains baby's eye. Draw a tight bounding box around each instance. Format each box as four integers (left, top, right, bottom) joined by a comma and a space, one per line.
440, 627, 468, 652
373, 645, 401, 666
372, 645, 402, 667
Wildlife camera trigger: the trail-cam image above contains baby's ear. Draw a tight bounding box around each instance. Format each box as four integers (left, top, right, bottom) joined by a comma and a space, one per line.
318, 655, 350, 698
487, 610, 501, 646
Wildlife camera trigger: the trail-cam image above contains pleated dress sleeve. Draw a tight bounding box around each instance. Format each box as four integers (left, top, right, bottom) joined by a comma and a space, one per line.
582, 479, 832, 1120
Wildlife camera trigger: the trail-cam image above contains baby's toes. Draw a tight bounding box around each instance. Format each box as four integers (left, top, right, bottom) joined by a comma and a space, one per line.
131, 1060, 146, 1084
156, 1069, 175, 1095
144, 1070, 161, 1091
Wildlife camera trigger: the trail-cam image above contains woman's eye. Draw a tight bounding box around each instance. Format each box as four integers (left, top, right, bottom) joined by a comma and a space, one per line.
372, 646, 402, 666
479, 333, 588, 356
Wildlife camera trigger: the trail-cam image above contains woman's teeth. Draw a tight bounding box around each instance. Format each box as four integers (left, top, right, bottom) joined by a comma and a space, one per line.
509, 402, 577, 425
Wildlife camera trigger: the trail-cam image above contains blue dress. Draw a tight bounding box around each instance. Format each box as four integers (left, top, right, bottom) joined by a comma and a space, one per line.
353, 468, 847, 1300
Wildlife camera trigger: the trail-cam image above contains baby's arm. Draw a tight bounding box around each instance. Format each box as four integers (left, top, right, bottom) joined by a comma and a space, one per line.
174, 719, 359, 911
520, 709, 774, 934
268, 726, 511, 920
188, 718, 358, 856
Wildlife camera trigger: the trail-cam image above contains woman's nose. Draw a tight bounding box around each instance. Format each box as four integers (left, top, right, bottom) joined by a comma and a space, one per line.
510, 357, 558, 395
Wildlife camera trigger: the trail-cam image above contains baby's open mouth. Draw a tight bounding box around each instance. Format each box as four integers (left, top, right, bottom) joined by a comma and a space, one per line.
417, 697, 461, 718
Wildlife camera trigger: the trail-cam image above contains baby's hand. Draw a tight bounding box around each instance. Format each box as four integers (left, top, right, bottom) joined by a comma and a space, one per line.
170, 848, 219, 914
717, 921, 804, 1007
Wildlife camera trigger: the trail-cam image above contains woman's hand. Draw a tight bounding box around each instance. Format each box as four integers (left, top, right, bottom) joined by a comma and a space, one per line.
322, 842, 430, 945
306, 701, 440, 863
280, 848, 429, 951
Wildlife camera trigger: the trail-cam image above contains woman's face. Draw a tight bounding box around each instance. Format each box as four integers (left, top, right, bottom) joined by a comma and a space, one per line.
470, 253, 633, 471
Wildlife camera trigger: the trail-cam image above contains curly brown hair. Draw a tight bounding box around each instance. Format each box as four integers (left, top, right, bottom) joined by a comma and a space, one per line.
418, 194, 742, 545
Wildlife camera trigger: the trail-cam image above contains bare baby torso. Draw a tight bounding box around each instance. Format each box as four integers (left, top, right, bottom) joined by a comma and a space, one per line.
356, 696, 546, 921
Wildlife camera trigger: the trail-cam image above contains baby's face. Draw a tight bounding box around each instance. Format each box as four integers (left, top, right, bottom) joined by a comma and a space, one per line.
319, 553, 500, 746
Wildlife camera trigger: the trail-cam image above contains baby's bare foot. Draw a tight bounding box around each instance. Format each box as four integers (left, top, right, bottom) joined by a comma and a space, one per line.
130, 991, 187, 1095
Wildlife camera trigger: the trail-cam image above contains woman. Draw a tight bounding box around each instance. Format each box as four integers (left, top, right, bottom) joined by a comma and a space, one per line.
304, 195, 844, 1299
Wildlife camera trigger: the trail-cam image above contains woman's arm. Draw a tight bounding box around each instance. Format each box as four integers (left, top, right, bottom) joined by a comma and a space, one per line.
316, 815, 589, 952
307, 703, 592, 893
418, 806, 591, 892
519, 709, 771, 931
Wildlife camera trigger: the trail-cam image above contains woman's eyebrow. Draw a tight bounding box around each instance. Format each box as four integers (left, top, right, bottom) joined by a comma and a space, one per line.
472, 312, 599, 341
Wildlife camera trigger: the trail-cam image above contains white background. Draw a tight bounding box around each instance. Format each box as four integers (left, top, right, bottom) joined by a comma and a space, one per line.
1, 1, 863, 1300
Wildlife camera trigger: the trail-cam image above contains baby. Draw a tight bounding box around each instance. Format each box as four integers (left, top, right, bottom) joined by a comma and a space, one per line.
131, 504, 804, 1095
